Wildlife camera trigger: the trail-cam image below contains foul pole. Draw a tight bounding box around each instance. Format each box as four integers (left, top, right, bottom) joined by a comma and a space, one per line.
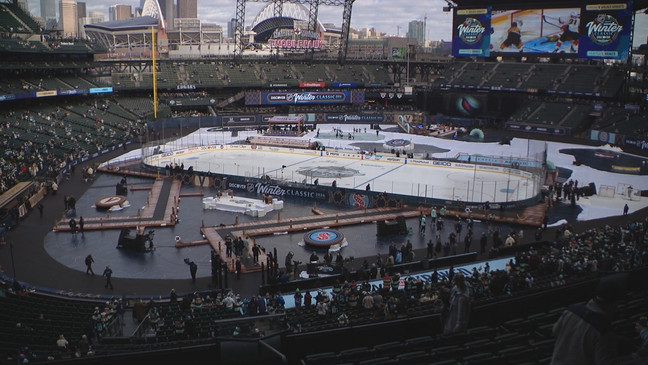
151, 26, 158, 119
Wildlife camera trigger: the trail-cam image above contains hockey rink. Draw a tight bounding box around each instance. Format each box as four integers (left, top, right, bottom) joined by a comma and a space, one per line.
146, 146, 537, 203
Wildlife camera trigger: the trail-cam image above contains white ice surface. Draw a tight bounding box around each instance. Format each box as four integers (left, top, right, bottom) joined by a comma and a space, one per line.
105, 124, 648, 222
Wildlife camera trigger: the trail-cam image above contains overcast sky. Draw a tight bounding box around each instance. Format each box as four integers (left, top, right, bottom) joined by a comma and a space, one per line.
26, 0, 648, 46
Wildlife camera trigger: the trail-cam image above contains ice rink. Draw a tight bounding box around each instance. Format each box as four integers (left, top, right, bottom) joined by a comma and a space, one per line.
145, 146, 538, 203
107, 124, 648, 221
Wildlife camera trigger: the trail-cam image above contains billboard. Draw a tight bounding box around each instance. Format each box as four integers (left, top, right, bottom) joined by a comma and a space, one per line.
246, 91, 353, 105
470, 2, 633, 59
452, 8, 491, 57
579, 3, 632, 59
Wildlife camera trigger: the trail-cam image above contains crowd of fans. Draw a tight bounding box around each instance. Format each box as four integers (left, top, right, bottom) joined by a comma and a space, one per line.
68, 215, 643, 346
0, 99, 142, 195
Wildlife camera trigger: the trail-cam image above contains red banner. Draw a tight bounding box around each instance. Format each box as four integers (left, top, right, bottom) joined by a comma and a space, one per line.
299, 82, 325, 88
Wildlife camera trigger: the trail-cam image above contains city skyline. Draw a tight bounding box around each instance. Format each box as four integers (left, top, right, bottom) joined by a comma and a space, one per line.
25, 0, 648, 46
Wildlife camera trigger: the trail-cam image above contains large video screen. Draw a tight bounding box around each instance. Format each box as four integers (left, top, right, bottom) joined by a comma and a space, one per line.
452, 2, 632, 60
452, 8, 491, 57
491, 8, 583, 55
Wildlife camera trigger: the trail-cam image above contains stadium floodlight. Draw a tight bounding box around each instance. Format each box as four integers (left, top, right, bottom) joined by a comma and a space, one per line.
443, 0, 457, 12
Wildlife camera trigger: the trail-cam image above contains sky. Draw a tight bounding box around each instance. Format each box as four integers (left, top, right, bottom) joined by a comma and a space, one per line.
26, 0, 648, 46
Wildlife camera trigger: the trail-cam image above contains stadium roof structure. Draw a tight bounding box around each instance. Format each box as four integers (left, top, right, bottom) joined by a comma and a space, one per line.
452, 0, 648, 10
84, 16, 159, 32
250, 2, 331, 43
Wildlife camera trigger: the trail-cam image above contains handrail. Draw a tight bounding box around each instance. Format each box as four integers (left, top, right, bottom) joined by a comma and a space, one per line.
258, 339, 288, 364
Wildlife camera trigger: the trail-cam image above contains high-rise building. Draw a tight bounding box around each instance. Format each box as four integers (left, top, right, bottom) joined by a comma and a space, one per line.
40, 0, 57, 23
407, 20, 426, 46
79, 11, 104, 39
76, 2, 85, 19
109, 5, 132, 21
177, 0, 197, 19
159, 0, 175, 29
59, 0, 77, 37
227, 18, 237, 39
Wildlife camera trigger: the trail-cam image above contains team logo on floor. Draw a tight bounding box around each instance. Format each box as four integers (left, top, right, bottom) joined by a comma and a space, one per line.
385, 139, 412, 147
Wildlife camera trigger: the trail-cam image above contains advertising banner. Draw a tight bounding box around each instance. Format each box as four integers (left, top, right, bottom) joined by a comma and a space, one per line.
324, 113, 386, 123
299, 82, 325, 88
221, 115, 257, 124
623, 137, 648, 150
578, 2, 632, 59
589, 130, 617, 144
506, 123, 570, 136
452, 8, 491, 57
332, 82, 358, 88
246, 91, 352, 105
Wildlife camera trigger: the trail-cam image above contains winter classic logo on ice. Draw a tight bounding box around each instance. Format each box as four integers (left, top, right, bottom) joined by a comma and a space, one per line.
586, 14, 623, 45
457, 18, 485, 45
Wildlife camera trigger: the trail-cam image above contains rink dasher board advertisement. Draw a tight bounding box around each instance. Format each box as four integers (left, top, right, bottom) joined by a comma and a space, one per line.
453, 2, 632, 59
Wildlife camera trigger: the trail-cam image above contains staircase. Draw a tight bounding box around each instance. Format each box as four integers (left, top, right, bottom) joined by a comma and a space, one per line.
216, 91, 245, 108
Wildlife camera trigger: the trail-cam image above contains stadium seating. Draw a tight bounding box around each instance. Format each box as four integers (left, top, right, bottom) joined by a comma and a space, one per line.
452, 62, 495, 87
524, 64, 568, 90
599, 67, 626, 97
482, 62, 532, 89
291, 63, 331, 82
557, 65, 602, 94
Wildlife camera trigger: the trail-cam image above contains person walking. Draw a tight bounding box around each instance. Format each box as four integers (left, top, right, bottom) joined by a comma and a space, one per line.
78, 216, 84, 234
189, 261, 198, 282
427, 239, 434, 259
103, 266, 113, 289
38, 203, 44, 218
443, 273, 471, 334
480, 232, 488, 255
85, 254, 95, 275
623, 204, 629, 216
235, 258, 242, 280
252, 243, 260, 264
420, 214, 426, 234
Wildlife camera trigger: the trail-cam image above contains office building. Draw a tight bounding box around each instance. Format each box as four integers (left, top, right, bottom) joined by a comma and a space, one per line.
76, 2, 85, 19
227, 18, 237, 39
109, 4, 133, 21
407, 20, 426, 46
59, 0, 78, 37
40, 0, 56, 20
159, 0, 175, 29
177, 0, 197, 19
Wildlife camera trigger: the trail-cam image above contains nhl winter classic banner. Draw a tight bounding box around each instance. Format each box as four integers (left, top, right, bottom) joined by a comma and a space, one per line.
452, 8, 491, 57
578, 2, 632, 60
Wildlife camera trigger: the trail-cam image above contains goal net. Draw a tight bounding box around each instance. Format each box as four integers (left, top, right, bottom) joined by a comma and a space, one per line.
598, 185, 616, 199
617, 183, 638, 200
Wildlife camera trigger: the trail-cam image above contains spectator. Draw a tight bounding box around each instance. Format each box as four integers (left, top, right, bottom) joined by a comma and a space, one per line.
551, 279, 624, 364
56, 334, 68, 349
443, 273, 471, 334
